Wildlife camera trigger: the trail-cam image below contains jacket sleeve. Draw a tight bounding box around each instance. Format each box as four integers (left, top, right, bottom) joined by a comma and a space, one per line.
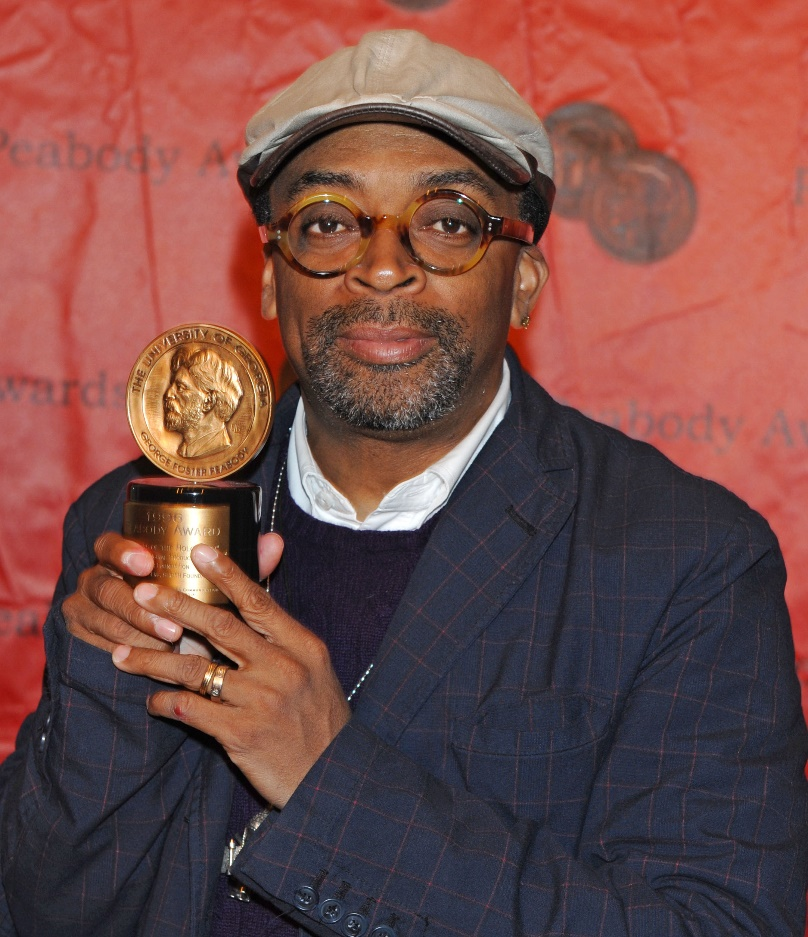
0, 492, 220, 937
231, 509, 808, 937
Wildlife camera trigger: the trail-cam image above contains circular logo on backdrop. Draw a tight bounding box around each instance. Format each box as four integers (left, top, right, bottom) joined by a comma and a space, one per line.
546, 102, 697, 263
384, 0, 451, 8
587, 151, 697, 263
545, 103, 637, 218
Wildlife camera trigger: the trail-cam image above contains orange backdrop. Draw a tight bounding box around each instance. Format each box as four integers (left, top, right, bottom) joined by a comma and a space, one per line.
2, 0, 807, 808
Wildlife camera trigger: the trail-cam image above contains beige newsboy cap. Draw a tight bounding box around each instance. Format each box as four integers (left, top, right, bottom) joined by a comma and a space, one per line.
237, 30, 554, 206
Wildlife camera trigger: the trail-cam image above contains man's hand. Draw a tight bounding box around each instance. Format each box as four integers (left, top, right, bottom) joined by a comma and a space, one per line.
109, 540, 351, 809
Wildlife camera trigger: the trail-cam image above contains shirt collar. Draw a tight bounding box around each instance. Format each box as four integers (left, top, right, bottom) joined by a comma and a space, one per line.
287, 360, 511, 531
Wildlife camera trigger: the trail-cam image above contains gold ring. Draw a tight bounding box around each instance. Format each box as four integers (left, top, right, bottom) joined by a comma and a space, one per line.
209, 664, 229, 700
199, 661, 218, 697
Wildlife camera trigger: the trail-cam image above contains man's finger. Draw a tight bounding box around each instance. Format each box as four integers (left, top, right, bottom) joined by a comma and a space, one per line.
131, 579, 267, 665
90, 563, 182, 643
145, 687, 232, 738
111, 644, 239, 701
64, 596, 142, 653
66, 567, 177, 650
94, 531, 154, 578
258, 532, 284, 581
190, 544, 304, 643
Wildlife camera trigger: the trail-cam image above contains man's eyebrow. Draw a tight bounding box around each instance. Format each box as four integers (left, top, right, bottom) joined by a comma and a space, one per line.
283, 167, 498, 204
284, 170, 361, 202
414, 169, 497, 199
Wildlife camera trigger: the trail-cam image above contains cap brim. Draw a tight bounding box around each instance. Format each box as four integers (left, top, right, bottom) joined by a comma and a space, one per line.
249, 103, 535, 189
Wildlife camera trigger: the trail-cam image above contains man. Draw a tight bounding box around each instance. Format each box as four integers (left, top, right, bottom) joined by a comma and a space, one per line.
1, 29, 807, 937
164, 344, 244, 458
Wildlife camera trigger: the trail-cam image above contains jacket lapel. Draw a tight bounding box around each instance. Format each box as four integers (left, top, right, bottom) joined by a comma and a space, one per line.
355, 362, 577, 743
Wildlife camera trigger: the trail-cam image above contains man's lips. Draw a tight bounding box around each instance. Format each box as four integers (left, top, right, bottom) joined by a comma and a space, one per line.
335, 325, 436, 365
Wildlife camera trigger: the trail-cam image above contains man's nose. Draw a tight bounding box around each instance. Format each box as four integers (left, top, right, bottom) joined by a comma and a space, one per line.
344, 220, 427, 295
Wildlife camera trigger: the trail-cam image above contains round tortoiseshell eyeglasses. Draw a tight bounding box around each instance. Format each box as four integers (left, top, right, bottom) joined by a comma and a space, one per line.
259, 189, 537, 278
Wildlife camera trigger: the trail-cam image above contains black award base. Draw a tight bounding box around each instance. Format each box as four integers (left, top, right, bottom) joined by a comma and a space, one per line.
123, 477, 261, 604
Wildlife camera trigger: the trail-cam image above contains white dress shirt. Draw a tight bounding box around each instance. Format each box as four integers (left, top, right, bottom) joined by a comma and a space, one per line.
287, 360, 511, 531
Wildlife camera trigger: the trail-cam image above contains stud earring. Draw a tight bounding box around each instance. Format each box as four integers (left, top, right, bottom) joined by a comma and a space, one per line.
520, 314, 531, 329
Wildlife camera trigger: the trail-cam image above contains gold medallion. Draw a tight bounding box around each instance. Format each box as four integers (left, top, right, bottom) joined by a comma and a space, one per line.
126, 324, 274, 481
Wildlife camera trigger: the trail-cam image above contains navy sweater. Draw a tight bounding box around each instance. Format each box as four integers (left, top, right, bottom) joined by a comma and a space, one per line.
211, 481, 439, 935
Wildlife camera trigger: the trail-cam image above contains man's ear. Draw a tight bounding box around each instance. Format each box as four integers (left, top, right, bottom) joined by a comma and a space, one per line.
261, 255, 278, 321
509, 247, 549, 329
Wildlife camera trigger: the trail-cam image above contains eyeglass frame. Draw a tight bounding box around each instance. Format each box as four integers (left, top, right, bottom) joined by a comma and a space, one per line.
258, 188, 538, 278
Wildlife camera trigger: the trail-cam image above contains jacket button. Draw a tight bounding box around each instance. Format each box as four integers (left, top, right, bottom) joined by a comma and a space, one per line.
370, 927, 398, 937
319, 898, 344, 923
342, 912, 369, 936
37, 712, 53, 752
293, 884, 319, 911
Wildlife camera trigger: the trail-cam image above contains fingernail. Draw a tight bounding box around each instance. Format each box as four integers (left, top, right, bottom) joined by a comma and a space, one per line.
123, 552, 151, 577
154, 618, 180, 642
133, 583, 159, 602
192, 544, 218, 564
112, 645, 131, 664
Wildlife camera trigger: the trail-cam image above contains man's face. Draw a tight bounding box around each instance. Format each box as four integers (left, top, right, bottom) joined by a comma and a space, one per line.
164, 366, 207, 433
262, 124, 547, 441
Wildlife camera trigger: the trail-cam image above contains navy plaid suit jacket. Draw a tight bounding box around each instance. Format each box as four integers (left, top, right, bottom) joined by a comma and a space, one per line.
2, 350, 807, 936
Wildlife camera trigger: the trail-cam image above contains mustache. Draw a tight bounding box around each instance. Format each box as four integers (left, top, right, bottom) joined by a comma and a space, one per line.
306, 299, 464, 346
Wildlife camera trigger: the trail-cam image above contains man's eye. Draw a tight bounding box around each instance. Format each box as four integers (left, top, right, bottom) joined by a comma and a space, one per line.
416, 215, 480, 244
430, 216, 469, 235
293, 204, 359, 242
413, 200, 481, 242
303, 216, 348, 236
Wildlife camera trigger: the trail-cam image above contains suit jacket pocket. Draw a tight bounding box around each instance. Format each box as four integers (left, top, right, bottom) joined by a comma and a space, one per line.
449, 692, 613, 838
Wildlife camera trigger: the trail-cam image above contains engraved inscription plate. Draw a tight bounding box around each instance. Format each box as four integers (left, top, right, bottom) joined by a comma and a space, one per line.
124, 501, 230, 603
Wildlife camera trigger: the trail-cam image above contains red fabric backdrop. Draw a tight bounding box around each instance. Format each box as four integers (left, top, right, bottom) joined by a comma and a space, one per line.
1, 0, 807, 845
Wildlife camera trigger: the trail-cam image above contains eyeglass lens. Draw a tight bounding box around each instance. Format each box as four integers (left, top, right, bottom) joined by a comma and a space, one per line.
286, 196, 485, 274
